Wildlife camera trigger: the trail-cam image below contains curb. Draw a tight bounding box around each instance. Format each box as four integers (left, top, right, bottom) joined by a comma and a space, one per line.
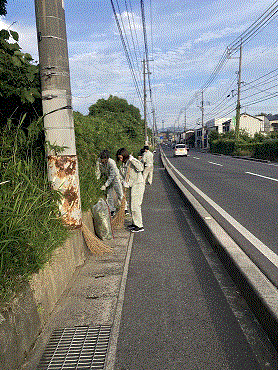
160, 149, 278, 347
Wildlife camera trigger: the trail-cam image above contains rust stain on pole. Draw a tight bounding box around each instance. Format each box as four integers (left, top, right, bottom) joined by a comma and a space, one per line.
48, 154, 82, 229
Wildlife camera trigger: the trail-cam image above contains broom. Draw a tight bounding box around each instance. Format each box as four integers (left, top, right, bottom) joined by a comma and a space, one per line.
82, 223, 112, 255
111, 192, 127, 229
111, 163, 131, 230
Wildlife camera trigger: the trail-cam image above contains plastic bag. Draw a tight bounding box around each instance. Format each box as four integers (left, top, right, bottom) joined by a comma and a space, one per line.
91, 198, 113, 240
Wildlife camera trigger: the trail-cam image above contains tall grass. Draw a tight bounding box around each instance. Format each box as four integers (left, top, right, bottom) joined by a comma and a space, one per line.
0, 117, 68, 305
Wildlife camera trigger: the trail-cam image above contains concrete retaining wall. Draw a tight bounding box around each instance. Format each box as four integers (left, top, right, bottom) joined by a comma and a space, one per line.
0, 211, 93, 370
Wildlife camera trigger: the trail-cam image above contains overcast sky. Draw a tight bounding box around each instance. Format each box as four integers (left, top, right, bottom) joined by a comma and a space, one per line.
2, 0, 278, 129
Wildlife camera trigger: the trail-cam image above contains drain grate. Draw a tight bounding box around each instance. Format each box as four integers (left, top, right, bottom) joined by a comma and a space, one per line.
37, 325, 111, 370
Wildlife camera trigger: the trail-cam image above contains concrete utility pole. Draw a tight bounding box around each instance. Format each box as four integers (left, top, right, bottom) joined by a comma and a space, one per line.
201, 90, 205, 149
34, 0, 82, 228
184, 107, 187, 132
143, 59, 148, 144
235, 42, 243, 140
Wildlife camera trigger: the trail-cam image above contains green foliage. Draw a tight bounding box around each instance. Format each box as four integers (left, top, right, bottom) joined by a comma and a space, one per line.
89, 95, 141, 121
208, 130, 219, 146
0, 119, 68, 305
0, 28, 42, 127
75, 97, 145, 210
253, 140, 278, 161
209, 128, 278, 160
210, 139, 236, 155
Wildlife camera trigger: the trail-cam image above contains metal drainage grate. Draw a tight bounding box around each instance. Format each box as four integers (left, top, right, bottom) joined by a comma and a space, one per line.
37, 325, 111, 370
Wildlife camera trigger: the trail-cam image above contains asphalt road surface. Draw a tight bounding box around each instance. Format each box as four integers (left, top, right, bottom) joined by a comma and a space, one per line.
163, 146, 278, 288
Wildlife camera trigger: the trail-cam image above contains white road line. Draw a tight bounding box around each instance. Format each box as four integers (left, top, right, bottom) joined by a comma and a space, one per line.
192, 156, 200, 160
164, 155, 278, 268
246, 171, 278, 182
208, 161, 223, 167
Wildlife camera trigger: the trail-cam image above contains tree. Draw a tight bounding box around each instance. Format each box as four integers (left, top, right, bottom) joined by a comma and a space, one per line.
0, 0, 7, 16
89, 95, 141, 121
0, 29, 42, 126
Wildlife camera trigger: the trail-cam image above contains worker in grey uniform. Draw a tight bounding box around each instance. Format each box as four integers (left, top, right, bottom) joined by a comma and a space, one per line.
142, 145, 154, 185
116, 147, 145, 233
96, 150, 126, 217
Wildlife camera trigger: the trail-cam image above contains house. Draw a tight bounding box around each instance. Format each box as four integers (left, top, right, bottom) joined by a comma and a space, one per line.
206, 117, 232, 134
217, 113, 264, 137
267, 114, 278, 132
194, 113, 267, 149
194, 117, 231, 149
237, 113, 263, 136
255, 115, 271, 133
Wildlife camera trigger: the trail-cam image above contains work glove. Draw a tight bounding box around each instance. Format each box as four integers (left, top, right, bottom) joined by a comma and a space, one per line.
100, 185, 106, 191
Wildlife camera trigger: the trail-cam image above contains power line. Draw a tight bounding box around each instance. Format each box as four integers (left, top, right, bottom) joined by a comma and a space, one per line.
198, 1, 278, 91
110, 0, 143, 108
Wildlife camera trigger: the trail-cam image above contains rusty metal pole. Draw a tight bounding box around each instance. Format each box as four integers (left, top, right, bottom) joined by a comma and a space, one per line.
34, 0, 82, 228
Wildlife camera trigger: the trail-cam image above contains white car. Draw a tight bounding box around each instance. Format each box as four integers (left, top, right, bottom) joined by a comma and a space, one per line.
174, 144, 188, 156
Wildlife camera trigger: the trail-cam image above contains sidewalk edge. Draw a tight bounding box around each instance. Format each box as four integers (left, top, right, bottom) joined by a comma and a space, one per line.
105, 232, 134, 369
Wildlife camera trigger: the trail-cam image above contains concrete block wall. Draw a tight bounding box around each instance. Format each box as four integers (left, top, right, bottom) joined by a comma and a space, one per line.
0, 211, 93, 370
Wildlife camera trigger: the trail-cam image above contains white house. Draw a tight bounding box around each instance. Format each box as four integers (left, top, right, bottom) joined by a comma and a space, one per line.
219, 114, 265, 137
237, 113, 263, 136
206, 117, 231, 134
255, 115, 271, 133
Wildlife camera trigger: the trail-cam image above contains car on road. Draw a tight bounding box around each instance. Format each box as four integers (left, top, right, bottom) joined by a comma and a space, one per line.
173, 143, 188, 156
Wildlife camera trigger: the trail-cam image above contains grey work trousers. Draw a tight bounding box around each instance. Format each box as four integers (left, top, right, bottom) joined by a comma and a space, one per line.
130, 182, 145, 228
143, 166, 153, 185
107, 180, 124, 212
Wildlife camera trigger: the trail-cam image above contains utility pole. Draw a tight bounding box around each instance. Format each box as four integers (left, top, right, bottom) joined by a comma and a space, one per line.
143, 59, 148, 144
235, 42, 243, 140
184, 107, 187, 144
184, 107, 187, 132
34, 0, 82, 228
201, 90, 205, 149
151, 108, 156, 148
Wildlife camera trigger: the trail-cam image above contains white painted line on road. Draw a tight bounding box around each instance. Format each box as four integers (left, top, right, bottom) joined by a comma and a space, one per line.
246, 171, 278, 182
164, 155, 278, 268
208, 161, 223, 167
192, 156, 200, 160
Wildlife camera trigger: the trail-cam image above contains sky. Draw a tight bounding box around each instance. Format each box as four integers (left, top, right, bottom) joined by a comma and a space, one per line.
2, 0, 278, 130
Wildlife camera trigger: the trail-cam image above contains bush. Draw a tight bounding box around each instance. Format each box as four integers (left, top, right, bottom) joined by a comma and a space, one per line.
253, 140, 278, 161
74, 98, 146, 211
234, 142, 254, 156
0, 118, 68, 305
210, 139, 235, 155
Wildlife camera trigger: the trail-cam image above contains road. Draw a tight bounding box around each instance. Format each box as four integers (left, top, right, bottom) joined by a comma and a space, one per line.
163, 146, 278, 287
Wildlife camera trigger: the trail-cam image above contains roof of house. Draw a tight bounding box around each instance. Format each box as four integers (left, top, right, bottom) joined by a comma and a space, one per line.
267, 114, 278, 121
241, 113, 262, 121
